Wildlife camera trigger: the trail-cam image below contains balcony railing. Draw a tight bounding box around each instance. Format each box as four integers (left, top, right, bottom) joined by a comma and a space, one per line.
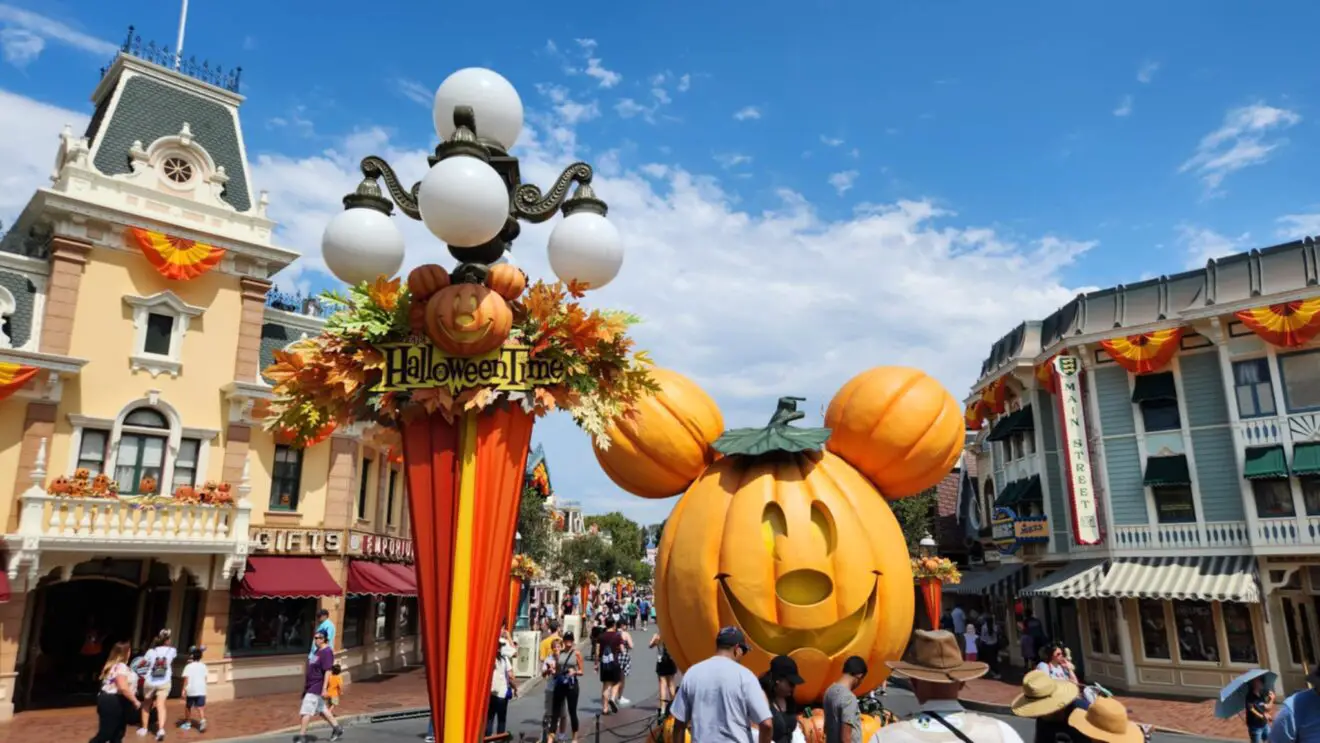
1253, 515, 1320, 548
15, 494, 251, 548
1111, 520, 1251, 551
1003, 452, 1041, 483
1236, 411, 1320, 447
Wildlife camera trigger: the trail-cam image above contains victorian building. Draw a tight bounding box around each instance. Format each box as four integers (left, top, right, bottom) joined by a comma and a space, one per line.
0, 36, 417, 718
954, 239, 1320, 698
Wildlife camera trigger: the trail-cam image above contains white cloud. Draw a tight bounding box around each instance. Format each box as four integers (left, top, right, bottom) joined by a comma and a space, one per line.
733, 106, 761, 121
0, 27, 42, 67
536, 84, 600, 126
828, 170, 859, 195
1276, 212, 1320, 239
614, 98, 649, 119
1137, 60, 1160, 84
677, 74, 691, 93
1180, 103, 1300, 195
1113, 95, 1133, 117
394, 79, 431, 108
0, 86, 1094, 524
1177, 225, 1251, 268
848, 148, 861, 159
714, 153, 752, 168
0, 5, 116, 68
820, 135, 845, 147
584, 56, 621, 88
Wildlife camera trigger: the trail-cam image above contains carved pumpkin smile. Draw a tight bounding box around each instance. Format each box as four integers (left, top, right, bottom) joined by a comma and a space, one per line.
718, 572, 880, 657
440, 312, 494, 343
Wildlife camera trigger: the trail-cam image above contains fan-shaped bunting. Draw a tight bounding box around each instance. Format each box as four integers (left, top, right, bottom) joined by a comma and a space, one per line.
1235, 299, 1320, 348
964, 400, 988, 430
128, 227, 226, 281
979, 377, 1007, 414
0, 362, 38, 402
1035, 353, 1066, 394
1099, 328, 1184, 374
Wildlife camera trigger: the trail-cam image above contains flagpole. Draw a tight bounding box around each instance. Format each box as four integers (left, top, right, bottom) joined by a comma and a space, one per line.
174, 0, 189, 69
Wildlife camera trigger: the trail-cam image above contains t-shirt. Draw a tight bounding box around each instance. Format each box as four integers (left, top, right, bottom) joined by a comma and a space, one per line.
1035, 662, 1071, 683
1269, 689, 1320, 742
1247, 692, 1270, 731
964, 628, 979, 654
824, 682, 862, 743
951, 607, 966, 635
181, 661, 208, 697
326, 674, 343, 698
144, 646, 177, 684
598, 631, 623, 668
671, 655, 772, 743
309, 619, 335, 659
540, 634, 559, 661
101, 662, 132, 695
491, 656, 512, 696
305, 646, 334, 695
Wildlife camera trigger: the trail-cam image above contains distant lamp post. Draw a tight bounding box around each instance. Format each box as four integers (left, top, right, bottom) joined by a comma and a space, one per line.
919, 534, 936, 555
913, 533, 955, 630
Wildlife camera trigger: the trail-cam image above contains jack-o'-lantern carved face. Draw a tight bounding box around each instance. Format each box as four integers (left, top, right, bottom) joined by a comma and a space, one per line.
424, 282, 512, 357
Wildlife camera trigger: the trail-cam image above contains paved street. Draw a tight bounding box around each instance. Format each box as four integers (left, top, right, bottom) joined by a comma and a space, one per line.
224, 625, 1231, 743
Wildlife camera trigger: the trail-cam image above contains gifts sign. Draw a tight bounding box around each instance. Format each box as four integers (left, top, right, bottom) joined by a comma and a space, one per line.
1052, 356, 1103, 546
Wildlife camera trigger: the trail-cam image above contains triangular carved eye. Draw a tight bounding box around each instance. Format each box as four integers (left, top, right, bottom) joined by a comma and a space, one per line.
810, 501, 837, 557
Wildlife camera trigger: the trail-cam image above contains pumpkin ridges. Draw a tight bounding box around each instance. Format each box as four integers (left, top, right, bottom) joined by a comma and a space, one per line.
615, 409, 709, 488
873, 403, 963, 494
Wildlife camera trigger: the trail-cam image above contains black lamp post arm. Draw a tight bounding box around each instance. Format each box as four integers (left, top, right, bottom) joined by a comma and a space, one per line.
513, 162, 599, 223
359, 156, 422, 220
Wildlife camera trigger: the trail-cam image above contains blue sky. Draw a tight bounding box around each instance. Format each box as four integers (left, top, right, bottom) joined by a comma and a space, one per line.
4, 1, 1320, 523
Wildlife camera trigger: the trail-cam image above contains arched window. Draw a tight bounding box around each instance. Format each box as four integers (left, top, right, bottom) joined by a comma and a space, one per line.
114, 407, 170, 494
982, 477, 996, 528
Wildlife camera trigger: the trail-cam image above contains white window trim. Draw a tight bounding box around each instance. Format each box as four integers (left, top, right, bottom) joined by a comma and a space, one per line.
123, 291, 205, 378
0, 284, 14, 349
67, 413, 115, 475
101, 393, 187, 494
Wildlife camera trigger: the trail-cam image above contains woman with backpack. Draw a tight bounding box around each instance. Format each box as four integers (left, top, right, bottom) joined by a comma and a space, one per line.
550, 631, 584, 742
139, 629, 176, 740
594, 618, 624, 714
649, 632, 678, 715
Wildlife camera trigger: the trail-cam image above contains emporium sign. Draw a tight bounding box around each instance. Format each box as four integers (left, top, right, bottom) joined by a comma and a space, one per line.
1052, 356, 1103, 545
349, 532, 415, 563
376, 341, 567, 393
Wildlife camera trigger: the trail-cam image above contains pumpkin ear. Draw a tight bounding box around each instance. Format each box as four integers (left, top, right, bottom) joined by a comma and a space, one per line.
406, 264, 451, 302
486, 264, 528, 302
823, 366, 964, 499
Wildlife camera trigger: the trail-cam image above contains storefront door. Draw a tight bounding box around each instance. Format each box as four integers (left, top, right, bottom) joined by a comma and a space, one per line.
20, 576, 139, 710
1058, 601, 1086, 681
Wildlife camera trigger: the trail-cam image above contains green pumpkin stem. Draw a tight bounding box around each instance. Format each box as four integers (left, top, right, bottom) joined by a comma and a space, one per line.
711, 396, 832, 457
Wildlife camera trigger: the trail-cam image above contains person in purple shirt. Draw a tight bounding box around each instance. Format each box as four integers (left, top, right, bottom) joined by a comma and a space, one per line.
1270, 670, 1320, 743
295, 630, 343, 743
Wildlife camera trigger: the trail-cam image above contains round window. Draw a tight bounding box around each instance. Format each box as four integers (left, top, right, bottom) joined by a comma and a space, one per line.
162, 157, 194, 184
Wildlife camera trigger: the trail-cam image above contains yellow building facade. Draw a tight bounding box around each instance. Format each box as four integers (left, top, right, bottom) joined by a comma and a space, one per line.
0, 51, 418, 719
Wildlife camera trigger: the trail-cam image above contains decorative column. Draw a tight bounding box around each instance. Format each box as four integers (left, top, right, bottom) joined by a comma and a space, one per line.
38, 236, 91, 357
7, 404, 55, 532
234, 277, 273, 382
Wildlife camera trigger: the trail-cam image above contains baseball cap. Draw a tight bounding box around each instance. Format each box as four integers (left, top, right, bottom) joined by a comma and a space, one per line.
769, 655, 805, 686
843, 656, 869, 677
716, 626, 750, 652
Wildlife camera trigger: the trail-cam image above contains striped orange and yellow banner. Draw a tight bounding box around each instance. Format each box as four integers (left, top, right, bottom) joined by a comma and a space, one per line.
0, 362, 38, 402
1100, 328, 1183, 375
1236, 298, 1320, 348
128, 227, 226, 281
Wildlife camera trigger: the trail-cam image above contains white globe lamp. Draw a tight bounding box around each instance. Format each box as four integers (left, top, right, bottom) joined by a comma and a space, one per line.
433, 68, 525, 150
547, 210, 623, 290
416, 156, 510, 248
321, 207, 405, 286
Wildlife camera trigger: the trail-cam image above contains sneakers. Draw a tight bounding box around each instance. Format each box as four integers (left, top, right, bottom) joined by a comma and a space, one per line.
156, 732, 166, 742
607, 698, 619, 713
619, 697, 632, 706
137, 730, 149, 738
423, 737, 435, 743
198, 721, 207, 733
179, 723, 191, 731
329, 725, 345, 741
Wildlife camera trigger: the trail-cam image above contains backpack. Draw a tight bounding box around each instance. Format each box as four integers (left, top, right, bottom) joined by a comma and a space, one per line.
599, 634, 620, 671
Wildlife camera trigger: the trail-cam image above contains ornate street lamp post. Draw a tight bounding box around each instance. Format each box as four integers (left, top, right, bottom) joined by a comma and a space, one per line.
316, 68, 624, 743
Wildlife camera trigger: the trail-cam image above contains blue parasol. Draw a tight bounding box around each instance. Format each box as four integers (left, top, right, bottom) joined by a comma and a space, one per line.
1215, 668, 1277, 719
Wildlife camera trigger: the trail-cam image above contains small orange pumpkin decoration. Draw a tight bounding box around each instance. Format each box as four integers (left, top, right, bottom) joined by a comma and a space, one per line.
485, 263, 527, 301
648, 715, 692, 743
824, 366, 964, 499
424, 282, 513, 357
407, 263, 451, 298
593, 368, 724, 499
48, 475, 72, 495
139, 475, 158, 495
654, 398, 913, 704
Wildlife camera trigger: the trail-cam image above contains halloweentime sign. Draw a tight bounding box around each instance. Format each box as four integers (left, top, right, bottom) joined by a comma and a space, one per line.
375, 341, 567, 393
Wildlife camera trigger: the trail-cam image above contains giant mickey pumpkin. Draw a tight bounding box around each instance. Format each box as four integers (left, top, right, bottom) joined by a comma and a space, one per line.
600, 366, 963, 704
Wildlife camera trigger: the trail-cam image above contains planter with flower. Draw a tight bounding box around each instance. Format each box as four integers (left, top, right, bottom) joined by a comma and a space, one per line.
911, 555, 961, 628
509, 554, 542, 628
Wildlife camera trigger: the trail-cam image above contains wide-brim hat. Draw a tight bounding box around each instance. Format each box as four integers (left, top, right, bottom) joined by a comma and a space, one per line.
885, 630, 988, 684
1068, 698, 1143, 743
1010, 670, 1078, 718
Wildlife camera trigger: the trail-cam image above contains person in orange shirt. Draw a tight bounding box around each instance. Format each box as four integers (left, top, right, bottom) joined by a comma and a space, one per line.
325, 664, 344, 710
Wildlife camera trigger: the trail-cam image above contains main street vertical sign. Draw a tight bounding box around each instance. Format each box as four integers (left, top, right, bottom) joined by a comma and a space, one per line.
1053, 356, 1103, 545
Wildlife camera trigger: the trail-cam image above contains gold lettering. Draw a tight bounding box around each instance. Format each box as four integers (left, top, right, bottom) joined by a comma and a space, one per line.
375, 342, 569, 393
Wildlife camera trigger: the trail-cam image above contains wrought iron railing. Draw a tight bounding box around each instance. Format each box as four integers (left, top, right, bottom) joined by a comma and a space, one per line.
100, 25, 241, 93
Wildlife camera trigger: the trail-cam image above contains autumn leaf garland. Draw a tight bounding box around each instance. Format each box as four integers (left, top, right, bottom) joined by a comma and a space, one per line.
262, 276, 657, 448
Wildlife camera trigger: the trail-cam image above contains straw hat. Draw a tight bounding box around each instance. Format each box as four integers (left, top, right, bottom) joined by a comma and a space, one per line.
1067, 697, 1143, 743
1010, 670, 1078, 718
885, 630, 988, 684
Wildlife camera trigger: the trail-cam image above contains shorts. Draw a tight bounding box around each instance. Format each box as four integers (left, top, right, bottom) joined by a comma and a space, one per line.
299, 692, 327, 717
600, 665, 622, 684
186, 695, 207, 708
143, 680, 170, 697
327, 696, 339, 708
656, 657, 677, 677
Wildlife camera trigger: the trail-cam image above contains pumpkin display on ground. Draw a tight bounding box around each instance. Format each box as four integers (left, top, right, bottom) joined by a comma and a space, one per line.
797, 707, 893, 743
620, 367, 963, 705
593, 367, 724, 499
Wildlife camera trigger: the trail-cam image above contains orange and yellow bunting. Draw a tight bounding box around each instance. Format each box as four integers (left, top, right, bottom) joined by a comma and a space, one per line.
979, 377, 1007, 414
964, 400, 988, 431
1236, 298, 1320, 348
0, 362, 38, 402
128, 227, 225, 281
1100, 328, 1184, 374
1035, 352, 1067, 394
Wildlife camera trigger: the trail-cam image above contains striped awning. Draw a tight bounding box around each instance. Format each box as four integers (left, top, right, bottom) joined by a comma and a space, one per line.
1094, 555, 1259, 603
943, 562, 1027, 598
1018, 559, 1107, 600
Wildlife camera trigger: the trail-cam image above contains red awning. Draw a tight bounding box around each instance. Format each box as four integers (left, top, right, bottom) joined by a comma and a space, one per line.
233, 556, 341, 599
347, 560, 413, 596
383, 562, 418, 595
0, 571, 9, 603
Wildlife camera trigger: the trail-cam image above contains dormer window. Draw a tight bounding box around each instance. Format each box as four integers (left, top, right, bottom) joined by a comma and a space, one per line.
162, 157, 194, 184
123, 291, 205, 378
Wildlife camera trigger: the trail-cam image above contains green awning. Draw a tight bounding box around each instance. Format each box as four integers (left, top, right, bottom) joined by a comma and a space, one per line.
1243, 446, 1289, 480
1017, 475, 1043, 503
1131, 372, 1177, 403
986, 405, 1035, 442
1293, 442, 1320, 477
995, 479, 1026, 507
1143, 455, 1191, 487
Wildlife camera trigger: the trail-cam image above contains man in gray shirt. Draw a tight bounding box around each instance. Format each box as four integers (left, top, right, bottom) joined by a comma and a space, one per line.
823, 656, 868, 743
671, 627, 773, 743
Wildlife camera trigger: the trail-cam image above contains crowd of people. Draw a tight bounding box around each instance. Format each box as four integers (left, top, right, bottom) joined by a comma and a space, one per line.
88, 629, 218, 743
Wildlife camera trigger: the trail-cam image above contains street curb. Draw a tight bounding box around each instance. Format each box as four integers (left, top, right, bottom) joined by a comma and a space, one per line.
889, 677, 1238, 741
